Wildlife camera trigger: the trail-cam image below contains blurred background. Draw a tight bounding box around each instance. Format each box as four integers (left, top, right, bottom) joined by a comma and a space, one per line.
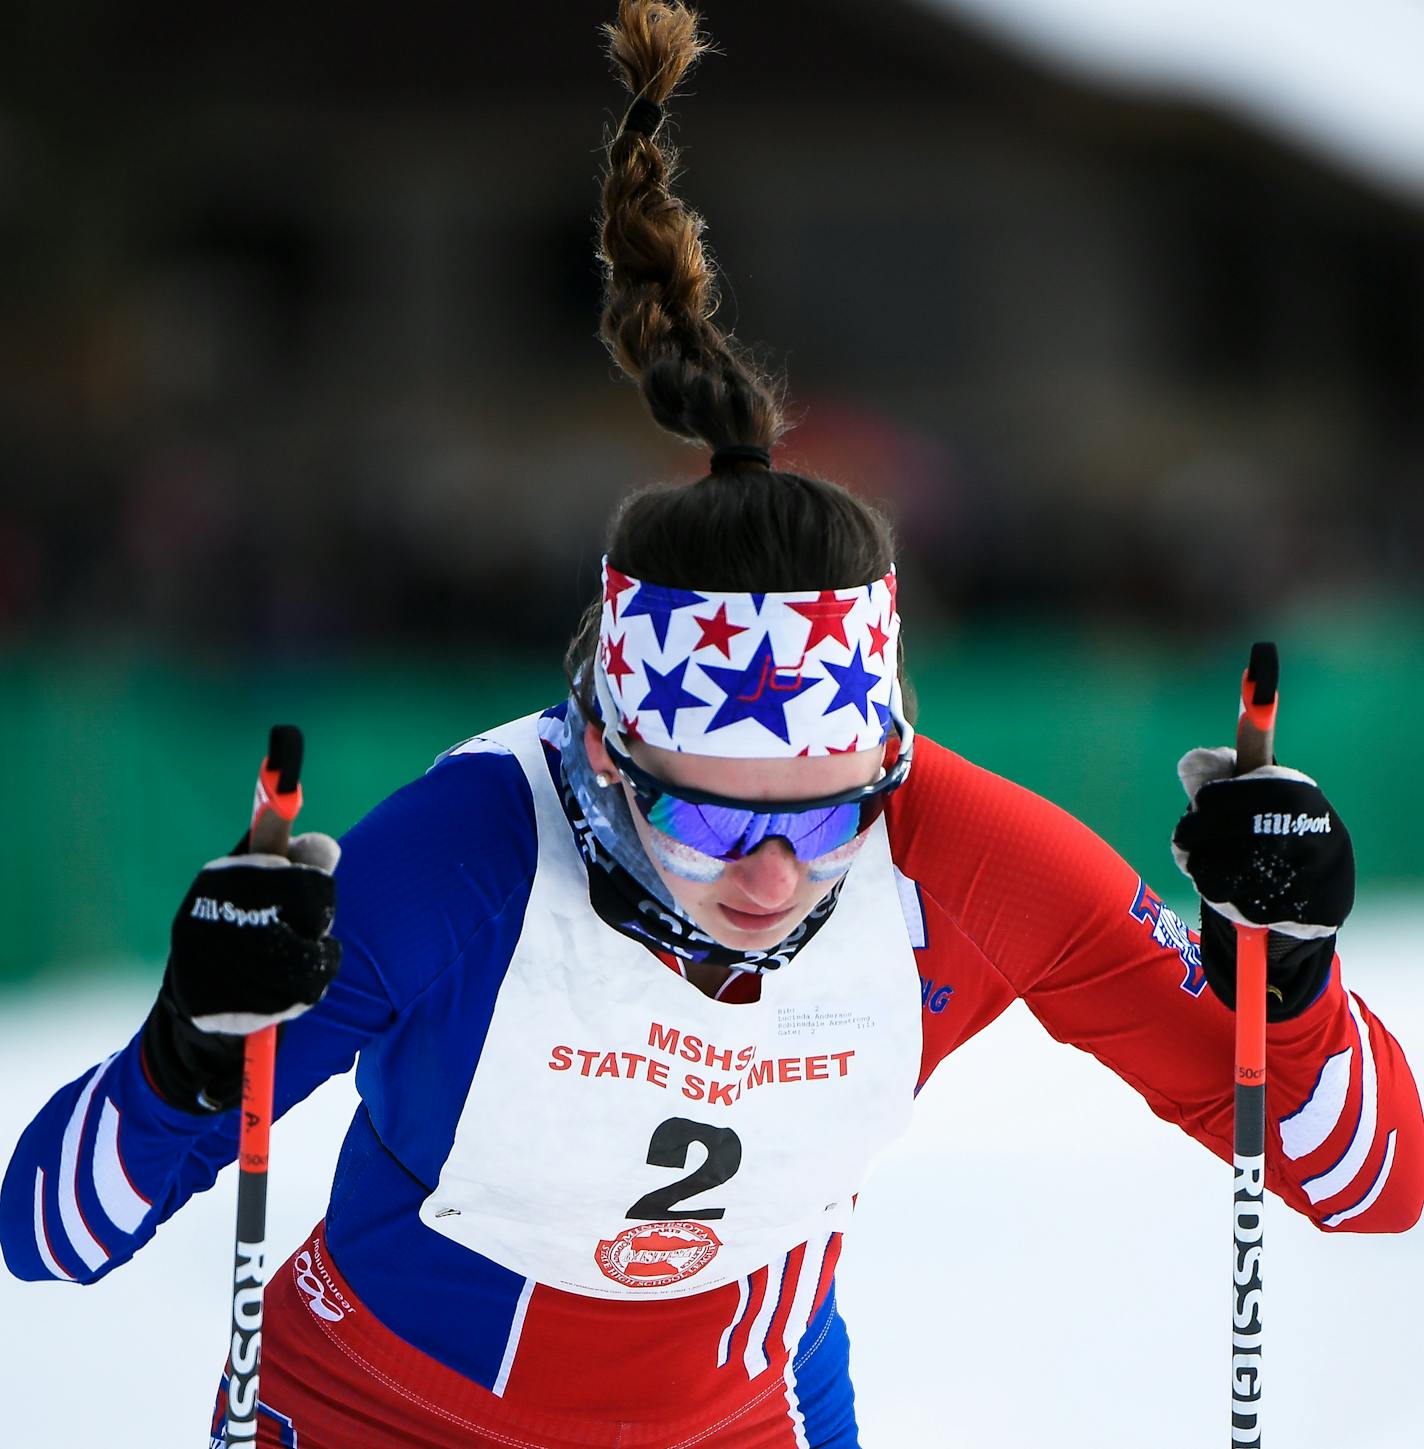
1, 0, 1422, 980
1, 3, 1422, 1441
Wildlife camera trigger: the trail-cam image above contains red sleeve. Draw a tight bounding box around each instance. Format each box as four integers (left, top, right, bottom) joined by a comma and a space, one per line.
884, 735, 1424, 1234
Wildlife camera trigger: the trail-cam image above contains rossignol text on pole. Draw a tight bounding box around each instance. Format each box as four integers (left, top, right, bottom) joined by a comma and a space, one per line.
225, 725, 304, 1447
1230, 643, 1277, 1447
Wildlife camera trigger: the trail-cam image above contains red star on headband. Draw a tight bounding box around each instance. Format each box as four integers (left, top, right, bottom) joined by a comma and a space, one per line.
827, 740, 862, 754
885, 570, 898, 616
603, 632, 635, 689
789, 591, 856, 651
622, 715, 645, 743
692, 602, 748, 658
867, 613, 891, 662
604, 564, 635, 622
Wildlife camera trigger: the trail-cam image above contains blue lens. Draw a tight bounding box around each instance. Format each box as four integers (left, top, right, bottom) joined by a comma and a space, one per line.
604, 726, 912, 864
640, 794, 874, 862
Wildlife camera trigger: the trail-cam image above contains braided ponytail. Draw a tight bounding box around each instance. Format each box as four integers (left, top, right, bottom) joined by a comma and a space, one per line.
598, 0, 784, 457
567, 2, 911, 723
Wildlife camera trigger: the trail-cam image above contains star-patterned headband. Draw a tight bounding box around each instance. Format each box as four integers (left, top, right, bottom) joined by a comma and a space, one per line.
594, 557, 904, 758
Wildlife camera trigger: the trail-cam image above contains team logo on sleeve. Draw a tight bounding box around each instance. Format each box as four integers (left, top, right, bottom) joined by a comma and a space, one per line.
596, 1220, 722, 1289
1129, 879, 1207, 997
293, 1245, 351, 1323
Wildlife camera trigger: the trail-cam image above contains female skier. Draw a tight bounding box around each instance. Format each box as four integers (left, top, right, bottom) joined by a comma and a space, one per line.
3, 5, 1421, 1446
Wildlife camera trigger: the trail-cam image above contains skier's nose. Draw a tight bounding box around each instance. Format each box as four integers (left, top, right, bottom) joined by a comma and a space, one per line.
729, 837, 802, 908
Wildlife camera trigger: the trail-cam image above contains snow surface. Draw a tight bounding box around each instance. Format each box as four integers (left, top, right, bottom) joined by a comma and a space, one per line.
2, 906, 1421, 1446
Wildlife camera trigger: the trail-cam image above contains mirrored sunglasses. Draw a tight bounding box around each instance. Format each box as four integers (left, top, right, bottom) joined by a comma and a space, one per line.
603, 730, 913, 864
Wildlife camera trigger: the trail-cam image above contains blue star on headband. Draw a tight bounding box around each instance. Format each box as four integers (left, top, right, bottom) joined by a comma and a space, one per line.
821, 642, 881, 723
621, 583, 708, 648
638, 658, 709, 735
700, 632, 822, 743
873, 696, 894, 739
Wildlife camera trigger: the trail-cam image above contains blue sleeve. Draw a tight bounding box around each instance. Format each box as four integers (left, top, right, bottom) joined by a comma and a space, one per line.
339, 743, 539, 1184
0, 743, 538, 1285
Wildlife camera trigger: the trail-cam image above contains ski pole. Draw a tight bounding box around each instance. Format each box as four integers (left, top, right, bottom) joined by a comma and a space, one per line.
1230, 643, 1277, 1447
225, 724, 304, 1447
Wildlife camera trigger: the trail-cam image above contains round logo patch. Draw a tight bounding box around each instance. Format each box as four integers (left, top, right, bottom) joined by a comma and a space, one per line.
595, 1220, 722, 1289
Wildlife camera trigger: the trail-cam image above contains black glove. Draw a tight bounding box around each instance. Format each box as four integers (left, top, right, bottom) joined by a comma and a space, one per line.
141, 833, 342, 1113
1171, 747, 1353, 1021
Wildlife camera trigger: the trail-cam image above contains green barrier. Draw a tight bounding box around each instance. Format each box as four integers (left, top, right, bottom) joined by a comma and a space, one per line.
2, 619, 1420, 985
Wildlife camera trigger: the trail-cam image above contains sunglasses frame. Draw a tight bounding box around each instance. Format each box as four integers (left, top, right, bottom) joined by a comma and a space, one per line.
601, 720, 914, 829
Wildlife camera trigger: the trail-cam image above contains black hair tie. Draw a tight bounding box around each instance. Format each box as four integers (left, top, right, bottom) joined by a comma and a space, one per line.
710, 443, 773, 472
623, 98, 664, 138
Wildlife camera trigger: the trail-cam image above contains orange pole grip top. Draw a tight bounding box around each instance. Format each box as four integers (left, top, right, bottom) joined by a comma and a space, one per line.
1234, 934, 1269, 1082
1239, 667, 1279, 737
252, 758, 303, 830
239, 1025, 277, 1174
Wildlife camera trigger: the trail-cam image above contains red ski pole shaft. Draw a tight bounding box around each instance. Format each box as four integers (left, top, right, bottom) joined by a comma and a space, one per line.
225, 725, 303, 1446
1230, 643, 1277, 1447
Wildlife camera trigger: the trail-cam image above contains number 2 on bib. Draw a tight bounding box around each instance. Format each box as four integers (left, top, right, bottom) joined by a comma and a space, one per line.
626, 1118, 743, 1221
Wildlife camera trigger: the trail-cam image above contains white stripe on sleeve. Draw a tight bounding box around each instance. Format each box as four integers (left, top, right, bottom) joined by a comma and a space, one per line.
780, 1235, 832, 1449
93, 1097, 152, 1236
491, 1278, 534, 1398
1323, 1131, 1398, 1229
717, 1276, 751, 1368
743, 1252, 788, 1379
781, 1236, 831, 1366
58, 1060, 115, 1273
32, 1169, 75, 1282
1280, 1046, 1353, 1161
1301, 995, 1378, 1207
893, 868, 927, 949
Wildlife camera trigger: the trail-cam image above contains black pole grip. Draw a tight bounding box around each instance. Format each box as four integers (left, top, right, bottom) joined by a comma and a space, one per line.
266, 724, 304, 795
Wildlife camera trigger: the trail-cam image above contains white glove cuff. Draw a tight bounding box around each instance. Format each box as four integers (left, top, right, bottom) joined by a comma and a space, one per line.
201, 831, 341, 875
1176, 746, 1317, 805
1193, 894, 1338, 942
190, 1001, 316, 1036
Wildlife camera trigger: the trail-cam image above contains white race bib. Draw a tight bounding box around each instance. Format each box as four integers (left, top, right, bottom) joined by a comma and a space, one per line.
420, 714, 922, 1300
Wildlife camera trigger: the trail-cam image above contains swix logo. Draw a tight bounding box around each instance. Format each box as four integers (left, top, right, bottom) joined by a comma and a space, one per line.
737, 653, 808, 702
293, 1244, 351, 1322
595, 1220, 721, 1289
1129, 879, 1207, 996
192, 898, 281, 928
1253, 811, 1330, 836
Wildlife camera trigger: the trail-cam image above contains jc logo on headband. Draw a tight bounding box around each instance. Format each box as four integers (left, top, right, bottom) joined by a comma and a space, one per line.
737, 653, 808, 703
